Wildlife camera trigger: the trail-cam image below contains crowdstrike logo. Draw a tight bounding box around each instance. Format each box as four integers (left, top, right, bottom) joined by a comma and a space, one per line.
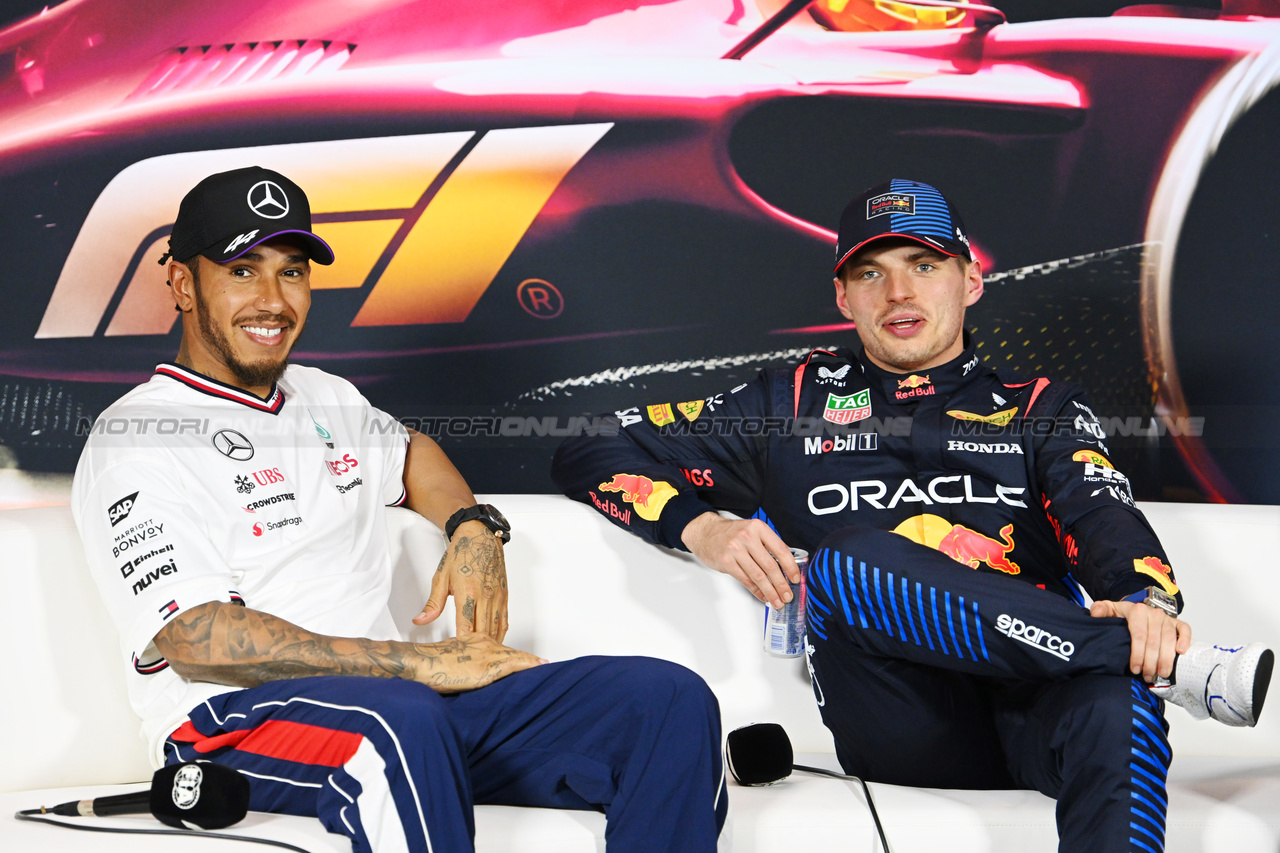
995, 614, 1075, 660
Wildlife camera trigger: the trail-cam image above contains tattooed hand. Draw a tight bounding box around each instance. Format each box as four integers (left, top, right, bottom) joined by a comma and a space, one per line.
413, 520, 510, 641
407, 634, 543, 693
155, 601, 543, 694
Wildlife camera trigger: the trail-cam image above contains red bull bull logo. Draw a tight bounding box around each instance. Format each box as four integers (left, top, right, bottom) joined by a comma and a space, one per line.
597, 473, 680, 522
1133, 556, 1179, 595
895, 373, 935, 400
893, 514, 1020, 575
939, 523, 1021, 575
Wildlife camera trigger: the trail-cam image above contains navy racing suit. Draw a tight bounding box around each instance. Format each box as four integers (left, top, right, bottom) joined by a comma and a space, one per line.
552, 334, 1182, 853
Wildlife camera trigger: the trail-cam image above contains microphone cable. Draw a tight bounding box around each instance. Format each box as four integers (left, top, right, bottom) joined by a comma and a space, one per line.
15, 808, 313, 853
792, 764, 892, 853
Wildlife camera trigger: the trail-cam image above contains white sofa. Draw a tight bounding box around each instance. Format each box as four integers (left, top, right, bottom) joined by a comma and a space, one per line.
2, 488, 1278, 852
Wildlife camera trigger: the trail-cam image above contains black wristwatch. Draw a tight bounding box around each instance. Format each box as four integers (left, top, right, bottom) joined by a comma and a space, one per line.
445, 504, 510, 543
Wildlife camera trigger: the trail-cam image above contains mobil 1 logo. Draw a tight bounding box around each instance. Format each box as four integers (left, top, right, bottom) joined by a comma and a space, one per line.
108, 492, 140, 527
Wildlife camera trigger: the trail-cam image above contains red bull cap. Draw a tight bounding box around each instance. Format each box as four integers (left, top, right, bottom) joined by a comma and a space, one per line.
835, 178, 972, 273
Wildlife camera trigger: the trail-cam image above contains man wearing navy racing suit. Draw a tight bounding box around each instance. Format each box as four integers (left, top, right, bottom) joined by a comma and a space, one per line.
553, 179, 1274, 853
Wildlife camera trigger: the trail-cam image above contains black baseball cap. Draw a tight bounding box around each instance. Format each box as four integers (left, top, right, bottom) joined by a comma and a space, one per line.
162, 166, 335, 267
834, 178, 972, 273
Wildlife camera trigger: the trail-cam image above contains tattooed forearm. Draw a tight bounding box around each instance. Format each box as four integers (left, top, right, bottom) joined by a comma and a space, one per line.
153, 601, 511, 692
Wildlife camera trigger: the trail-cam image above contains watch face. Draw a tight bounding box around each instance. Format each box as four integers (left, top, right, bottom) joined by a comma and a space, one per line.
482, 504, 511, 531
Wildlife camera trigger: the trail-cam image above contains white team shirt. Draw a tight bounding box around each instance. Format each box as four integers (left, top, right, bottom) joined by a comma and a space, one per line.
71, 363, 410, 764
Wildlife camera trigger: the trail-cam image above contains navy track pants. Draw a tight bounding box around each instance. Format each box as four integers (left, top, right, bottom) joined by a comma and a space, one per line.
806, 527, 1171, 853
164, 655, 728, 853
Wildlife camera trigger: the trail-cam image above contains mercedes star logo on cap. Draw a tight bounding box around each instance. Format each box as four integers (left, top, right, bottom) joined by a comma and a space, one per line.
212, 429, 255, 461
247, 180, 290, 220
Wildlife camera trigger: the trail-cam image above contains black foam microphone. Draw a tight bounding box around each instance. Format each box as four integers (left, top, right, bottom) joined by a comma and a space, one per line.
46, 762, 250, 830
725, 722, 794, 786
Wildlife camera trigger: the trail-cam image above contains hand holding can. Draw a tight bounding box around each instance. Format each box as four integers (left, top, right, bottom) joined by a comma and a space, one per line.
763, 548, 808, 657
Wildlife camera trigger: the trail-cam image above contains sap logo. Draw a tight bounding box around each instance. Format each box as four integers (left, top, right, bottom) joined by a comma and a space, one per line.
37, 124, 613, 339
804, 434, 877, 455
111, 524, 166, 558
946, 441, 1024, 455
108, 491, 139, 527
680, 468, 714, 487
224, 229, 259, 254
325, 454, 360, 476
995, 614, 1075, 660
252, 468, 285, 486
131, 559, 179, 596
614, 407, 642, 428
807, 476, 1026, 515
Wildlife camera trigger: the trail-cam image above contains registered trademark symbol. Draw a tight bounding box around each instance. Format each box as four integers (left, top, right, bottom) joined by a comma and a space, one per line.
517, 279, 563, 319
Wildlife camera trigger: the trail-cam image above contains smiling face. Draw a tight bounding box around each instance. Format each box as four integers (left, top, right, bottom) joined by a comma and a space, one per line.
834, 239, 983, 373
170, 239, 311, 396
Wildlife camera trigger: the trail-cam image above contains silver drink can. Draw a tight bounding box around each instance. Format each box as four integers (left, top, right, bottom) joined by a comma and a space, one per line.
763, 548, 809, 657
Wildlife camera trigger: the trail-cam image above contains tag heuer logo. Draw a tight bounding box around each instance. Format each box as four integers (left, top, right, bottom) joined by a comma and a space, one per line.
823, 389, 872, 424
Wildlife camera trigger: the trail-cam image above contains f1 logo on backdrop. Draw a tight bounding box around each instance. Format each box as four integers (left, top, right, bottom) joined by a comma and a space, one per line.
35, 124, 613, 339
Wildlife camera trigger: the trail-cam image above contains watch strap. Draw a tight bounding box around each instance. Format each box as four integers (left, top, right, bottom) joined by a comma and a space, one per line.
445, 504, 510, 542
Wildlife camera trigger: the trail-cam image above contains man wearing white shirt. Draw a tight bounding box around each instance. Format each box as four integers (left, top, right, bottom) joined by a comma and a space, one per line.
73, 166, 727, 853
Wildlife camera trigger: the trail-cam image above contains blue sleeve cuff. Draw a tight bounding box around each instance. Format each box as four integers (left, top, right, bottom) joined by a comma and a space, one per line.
655, 491, 718, 552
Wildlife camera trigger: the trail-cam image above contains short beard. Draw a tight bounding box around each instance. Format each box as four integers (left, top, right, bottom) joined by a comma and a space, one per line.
192, 266, 293, 390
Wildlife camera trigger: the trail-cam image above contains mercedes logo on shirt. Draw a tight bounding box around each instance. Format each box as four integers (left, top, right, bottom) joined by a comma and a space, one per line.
212, 429, 255, 461
247, 180, 289, 220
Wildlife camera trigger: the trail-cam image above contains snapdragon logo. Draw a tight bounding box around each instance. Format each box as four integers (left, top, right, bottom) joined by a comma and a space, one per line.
995, 614, 1075, 660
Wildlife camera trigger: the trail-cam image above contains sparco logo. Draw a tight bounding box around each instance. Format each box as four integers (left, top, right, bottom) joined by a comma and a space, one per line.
245, 492, 296, 511
995, 614, 1075, 660
947, 441, 1024, 455
108, 491, 139, 527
